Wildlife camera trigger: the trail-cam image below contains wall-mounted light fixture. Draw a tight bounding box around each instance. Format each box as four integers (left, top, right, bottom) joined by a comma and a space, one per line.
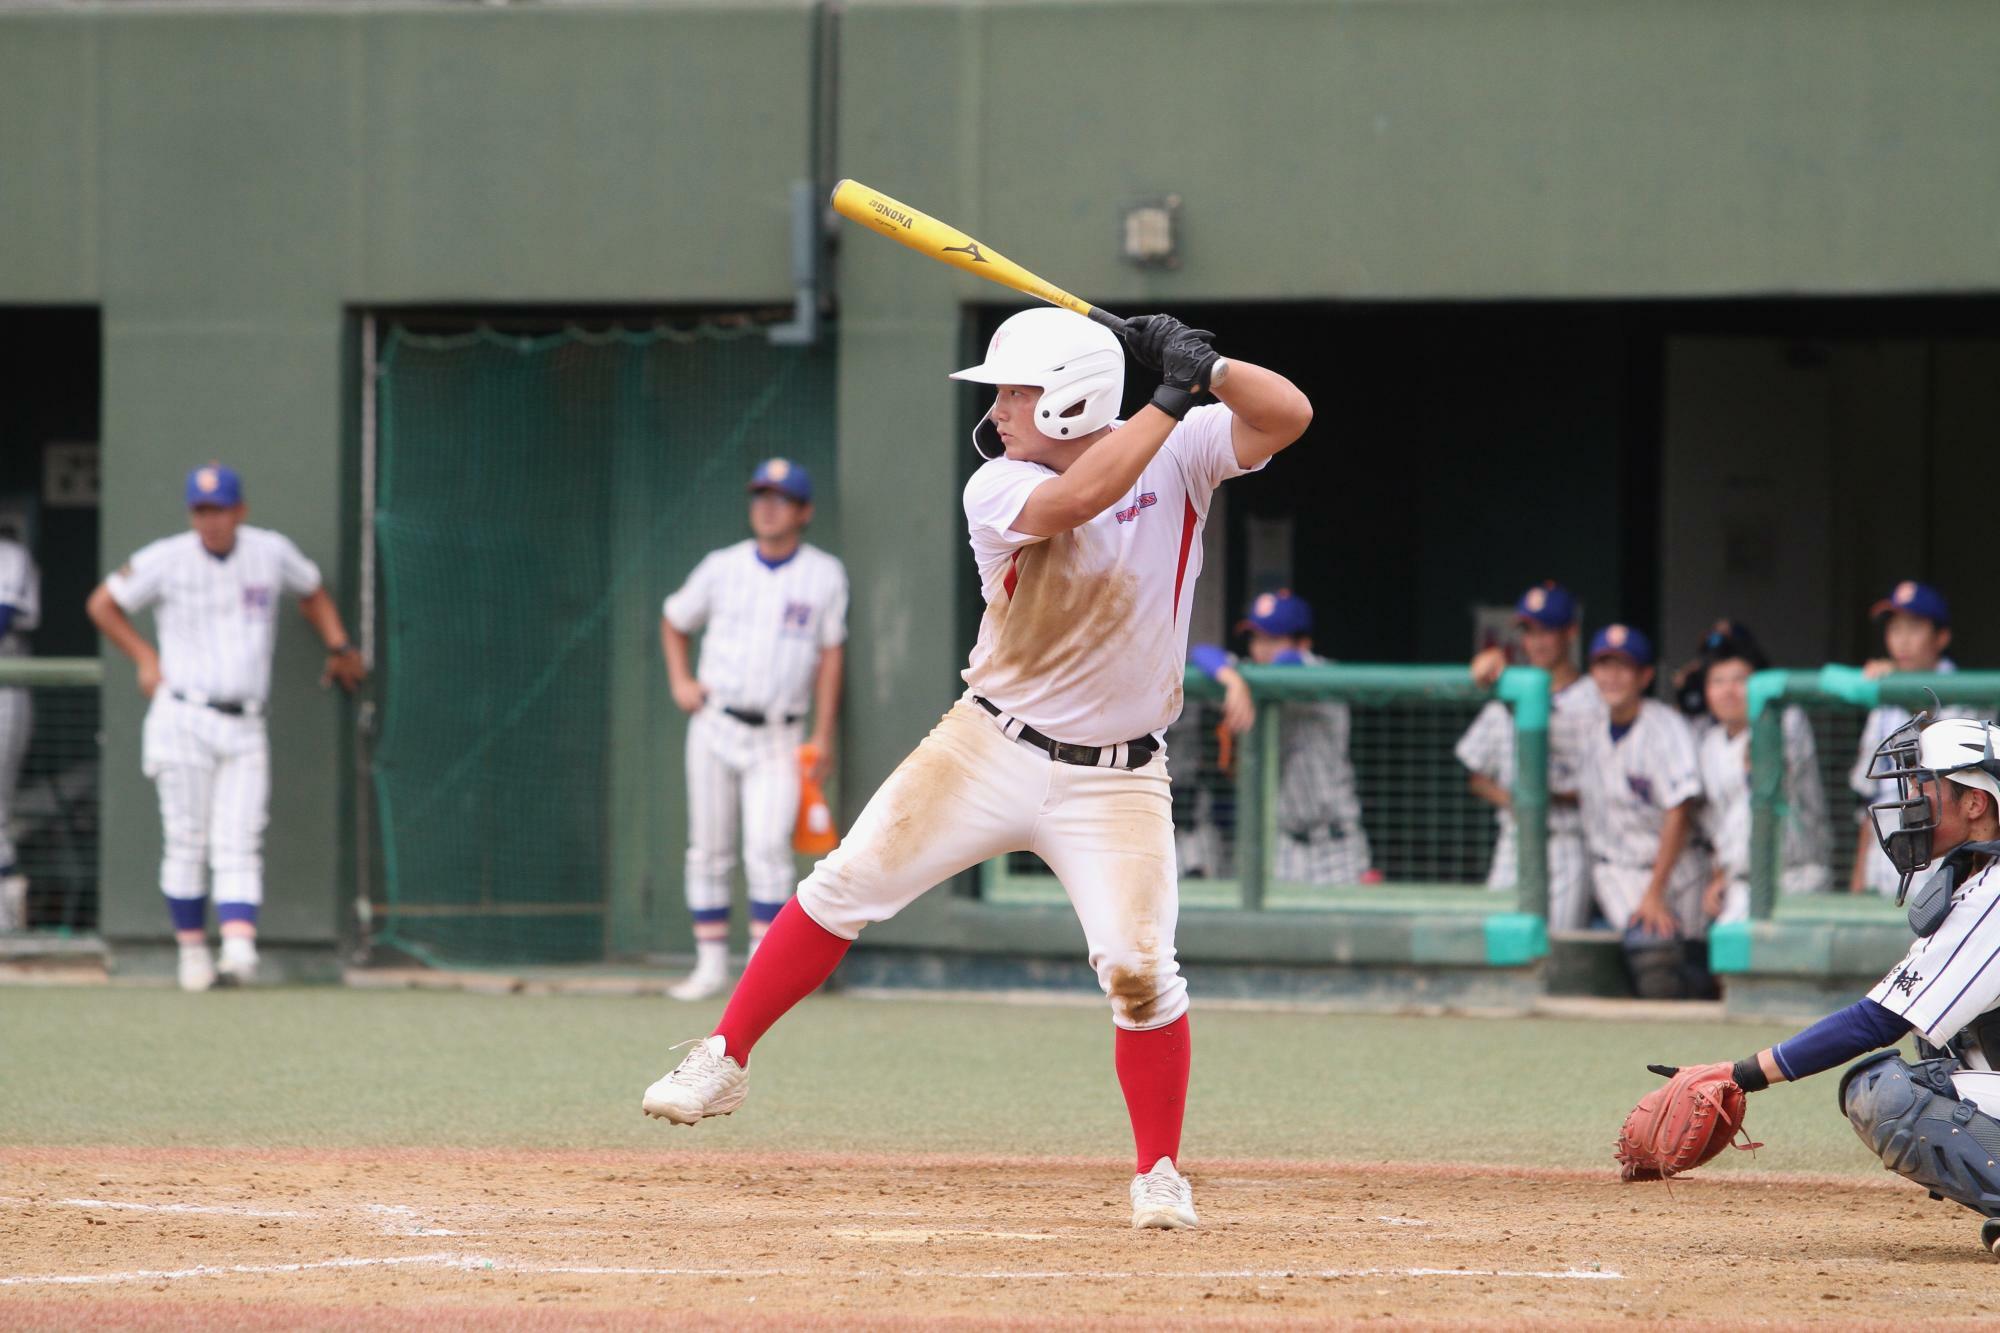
1122, 195, 1181, 269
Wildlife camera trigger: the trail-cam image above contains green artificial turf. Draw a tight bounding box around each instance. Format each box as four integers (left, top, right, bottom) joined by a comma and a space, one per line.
0, 987, 1882, 1172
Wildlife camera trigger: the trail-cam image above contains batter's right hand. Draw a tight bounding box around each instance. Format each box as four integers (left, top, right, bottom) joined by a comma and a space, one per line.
1121, 314, 1215, 373
137, 658, 161, 699
671, 678, 708, 714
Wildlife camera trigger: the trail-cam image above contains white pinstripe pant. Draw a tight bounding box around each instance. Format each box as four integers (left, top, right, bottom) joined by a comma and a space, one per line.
683, 709, 803, 923
0, 687, 29, 872
142, 694, 270, 908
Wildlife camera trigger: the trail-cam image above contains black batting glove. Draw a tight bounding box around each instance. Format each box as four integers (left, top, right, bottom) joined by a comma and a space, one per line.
1149, 330, 1223, 420
1121, 314, 1216, 373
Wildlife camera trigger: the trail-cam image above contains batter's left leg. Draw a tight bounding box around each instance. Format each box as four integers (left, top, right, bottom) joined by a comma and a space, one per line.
1033, 760, 1192, 1187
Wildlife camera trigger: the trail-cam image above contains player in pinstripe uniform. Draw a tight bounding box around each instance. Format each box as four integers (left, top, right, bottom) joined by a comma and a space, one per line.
1570, 625, 1709, 940
1187, 590, 1374, 885
1652, 713, 2000, 1256
0, 526, 39, 931
1849, 581, 1973, 897
86, 465, 366, 990
1459, 582, 1598, 928
661, 459, 847, 1001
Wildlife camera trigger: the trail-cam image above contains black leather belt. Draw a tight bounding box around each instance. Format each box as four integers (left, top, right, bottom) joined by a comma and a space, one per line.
722, 706, 804, 727
974, 696, 1158, 770
172, 690, 257, 717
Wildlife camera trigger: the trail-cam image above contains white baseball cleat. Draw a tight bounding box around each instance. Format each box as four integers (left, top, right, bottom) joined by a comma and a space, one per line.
667, 966, 730, 1002
177, 945, 217, 993
217, 936, 259, 986
1130, 1157, 1198, 1230
642, 1034, 748, 1124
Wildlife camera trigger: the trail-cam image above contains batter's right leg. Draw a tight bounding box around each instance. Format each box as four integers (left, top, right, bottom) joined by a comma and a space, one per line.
643, 700, 1042, 1125
676, 712, 740, 1000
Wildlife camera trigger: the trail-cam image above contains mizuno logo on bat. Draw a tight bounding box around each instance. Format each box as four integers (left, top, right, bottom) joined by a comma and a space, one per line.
942, 242, 989, 264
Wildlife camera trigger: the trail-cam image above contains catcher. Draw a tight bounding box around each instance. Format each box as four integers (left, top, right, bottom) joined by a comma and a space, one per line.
1616, 708, 2000, 1259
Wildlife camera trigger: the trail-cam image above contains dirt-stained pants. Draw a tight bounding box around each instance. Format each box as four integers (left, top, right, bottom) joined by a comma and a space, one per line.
796, 695, 1185, 1031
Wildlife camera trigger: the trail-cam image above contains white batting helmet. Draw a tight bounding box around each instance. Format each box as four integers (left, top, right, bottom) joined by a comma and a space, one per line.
951, 308, 1125, 455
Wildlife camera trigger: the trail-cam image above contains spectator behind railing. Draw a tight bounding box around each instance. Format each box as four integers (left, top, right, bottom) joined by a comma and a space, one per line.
1187, 590, 1376, 885
1460, 581, 1596, 929
1849, 582, 1973, 897
0, 521, 38, 932
1677, 620, 1831, 924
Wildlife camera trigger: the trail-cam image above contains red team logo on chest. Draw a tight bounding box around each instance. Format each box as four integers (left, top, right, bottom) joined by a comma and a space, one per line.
1113, 492, 1158, 524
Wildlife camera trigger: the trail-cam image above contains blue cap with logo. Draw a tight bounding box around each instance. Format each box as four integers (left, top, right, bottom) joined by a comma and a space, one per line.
1870, 580, 1950, 627
747, 458, 812, 503
185, 463, 243, 508
1588, 623, 1654, 668
1514, 580, 1577, 629
1241, 589, 1314, 638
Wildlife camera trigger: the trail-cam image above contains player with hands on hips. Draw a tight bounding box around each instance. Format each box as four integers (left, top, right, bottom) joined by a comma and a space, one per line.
1187, 590, 1375, 885
0, 525, 40, 932
660, 459, 847, 1001
1622, 710, 2000, 1257
86, 465, 365, 991
1849, 581, 1972, 897
642, 308, 1311, 1230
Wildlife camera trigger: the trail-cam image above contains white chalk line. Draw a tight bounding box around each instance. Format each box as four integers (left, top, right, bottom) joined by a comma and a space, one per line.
0, 1252, 1624, 1288
4, 1196, 458, 1237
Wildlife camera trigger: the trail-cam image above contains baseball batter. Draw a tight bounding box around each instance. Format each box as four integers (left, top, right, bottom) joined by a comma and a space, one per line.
1849, 581, 1970, 897
1653, 710, 2000, 1257
0, 527, 40, 932
661, 458, 847, 1001
1459, 582, 1598, 928
86, 465, 366, 991
641, 308, 1313, 1229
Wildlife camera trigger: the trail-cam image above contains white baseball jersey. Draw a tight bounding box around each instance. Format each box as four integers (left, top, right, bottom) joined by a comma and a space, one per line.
105, 527, 322, 705
1698, 707, 1831, 906
962, 403, 1262, 747
1573, 698, 1707, 930
663, 541, 847, 719
1850, 659, 1980, 896
1455, 675, 1598, 925
0, 538, 40, 658
1869, 856, 2000, 1046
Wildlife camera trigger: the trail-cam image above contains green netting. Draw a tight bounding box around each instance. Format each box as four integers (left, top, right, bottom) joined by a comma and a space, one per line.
372, 324, 836, 965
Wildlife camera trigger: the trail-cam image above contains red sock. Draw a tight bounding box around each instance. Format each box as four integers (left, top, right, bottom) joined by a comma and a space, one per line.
712, 898, 851, 1064
1115, 1013, 1191, 1173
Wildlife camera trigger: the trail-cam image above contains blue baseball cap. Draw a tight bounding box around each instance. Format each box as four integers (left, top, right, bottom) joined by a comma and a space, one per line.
1871, 580, 1950, 627
1589, 623, 1655, 668
1241, 589, 1314, 638
747, 458, 812, 503
1514, 581, 1577, 629
185, 463, 243, 508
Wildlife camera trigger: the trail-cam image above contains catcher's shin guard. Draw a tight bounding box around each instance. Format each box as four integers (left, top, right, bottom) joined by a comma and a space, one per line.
1839, 1050, 2000, 1218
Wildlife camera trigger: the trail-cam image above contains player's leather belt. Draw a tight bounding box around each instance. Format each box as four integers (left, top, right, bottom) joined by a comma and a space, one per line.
722, 706, 804, 727
170, 689, 265, 718
973, 696, 1159, 771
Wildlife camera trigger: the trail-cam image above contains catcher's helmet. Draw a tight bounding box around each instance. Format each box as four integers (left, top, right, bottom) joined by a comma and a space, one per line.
1866, 711, 2000, 901
951, 308, 1125, 459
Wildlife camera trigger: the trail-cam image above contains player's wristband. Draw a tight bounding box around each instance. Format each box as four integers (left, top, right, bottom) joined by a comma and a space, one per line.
1150, 385, 1196, 420
1730, 1056, 1770, 1093
326, 642, 356, 657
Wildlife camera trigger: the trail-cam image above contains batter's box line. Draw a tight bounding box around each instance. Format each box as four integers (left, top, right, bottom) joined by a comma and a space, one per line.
0, 1253, 1627, 1288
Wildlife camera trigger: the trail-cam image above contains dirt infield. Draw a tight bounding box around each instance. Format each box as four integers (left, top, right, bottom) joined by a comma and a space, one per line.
3, 1148, 1997, 1329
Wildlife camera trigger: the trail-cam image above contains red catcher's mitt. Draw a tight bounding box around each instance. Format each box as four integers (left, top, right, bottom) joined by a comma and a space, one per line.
1615, 1062, 1762, 1181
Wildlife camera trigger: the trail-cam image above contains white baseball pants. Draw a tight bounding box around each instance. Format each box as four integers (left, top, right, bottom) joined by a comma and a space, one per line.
797, 695, 1186, 1031
684, 709, 803, 923
142, 694, 269, 911
0, 687, 29, 872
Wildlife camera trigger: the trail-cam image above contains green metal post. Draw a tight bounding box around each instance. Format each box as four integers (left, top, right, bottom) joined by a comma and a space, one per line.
1495, 667, 1550, 925
1746, 669, 1789, 921
1235, 701, 1273, 910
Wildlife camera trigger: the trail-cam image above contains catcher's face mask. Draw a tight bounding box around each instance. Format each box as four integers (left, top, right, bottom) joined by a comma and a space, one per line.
1867, 710, 1938, 904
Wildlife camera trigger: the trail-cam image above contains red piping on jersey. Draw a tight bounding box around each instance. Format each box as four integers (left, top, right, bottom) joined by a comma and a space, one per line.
1171, 497, 1197, 619
1003, 550, 1021, 600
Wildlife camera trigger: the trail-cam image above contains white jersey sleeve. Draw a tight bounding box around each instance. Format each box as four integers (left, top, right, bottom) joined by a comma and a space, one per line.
1868, 861, 2000, 1044
963, 460, 1056, 571
1644, 708, 1704, 810
105, 537, 177, 613
662, 552, 722, 633
0, 540, 38, 630
1159, 402, 1267, 500
1455, 700, 1514, 781
272, 532, 323, 598
819, 558, 850, 649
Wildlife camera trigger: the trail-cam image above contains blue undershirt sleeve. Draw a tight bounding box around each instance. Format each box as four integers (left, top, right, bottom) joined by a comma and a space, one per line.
0, 606, 14, 638
1188, 643, 1231, 680
1771, 998, 1912, 1082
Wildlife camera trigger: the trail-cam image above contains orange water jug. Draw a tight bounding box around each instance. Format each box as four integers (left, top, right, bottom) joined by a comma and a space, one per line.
793, 744, 839, 854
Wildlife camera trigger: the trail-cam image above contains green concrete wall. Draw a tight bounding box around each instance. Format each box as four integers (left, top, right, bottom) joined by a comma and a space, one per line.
5, 0, 1999, 957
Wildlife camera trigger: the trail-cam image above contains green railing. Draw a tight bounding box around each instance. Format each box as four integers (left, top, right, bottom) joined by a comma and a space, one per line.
0, 657, 103, 936
1747, 667, 2000, 920
981, 663, 1550, 923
